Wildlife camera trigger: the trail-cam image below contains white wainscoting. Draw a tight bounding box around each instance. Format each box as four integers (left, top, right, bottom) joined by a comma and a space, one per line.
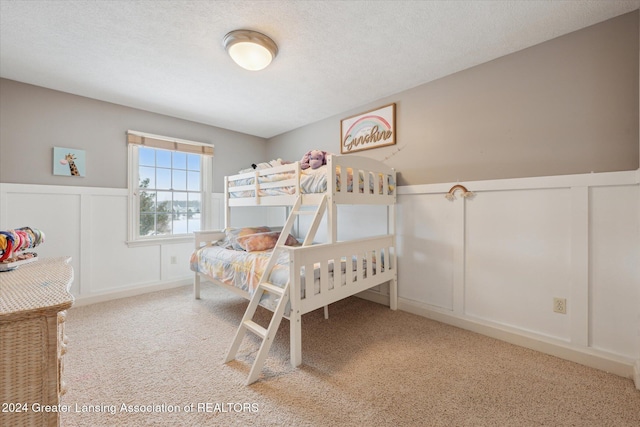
0, 185, 276, 305
3, 175, 638, 387
396, 170, 640, 384
0, 184, 212, 305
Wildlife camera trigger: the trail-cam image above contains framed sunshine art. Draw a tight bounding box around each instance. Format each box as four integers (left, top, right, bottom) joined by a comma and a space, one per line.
340, 103, 396, 154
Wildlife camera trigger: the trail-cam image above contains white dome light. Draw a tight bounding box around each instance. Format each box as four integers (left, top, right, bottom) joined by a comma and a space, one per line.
223, 30, 278, 71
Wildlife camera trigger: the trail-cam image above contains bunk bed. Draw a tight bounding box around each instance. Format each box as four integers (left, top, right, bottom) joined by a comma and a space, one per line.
191, 154, 397, 384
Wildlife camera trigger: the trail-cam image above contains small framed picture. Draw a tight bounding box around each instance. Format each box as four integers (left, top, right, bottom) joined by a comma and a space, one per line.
53, 147, 86, 177
340, 103, 396, 154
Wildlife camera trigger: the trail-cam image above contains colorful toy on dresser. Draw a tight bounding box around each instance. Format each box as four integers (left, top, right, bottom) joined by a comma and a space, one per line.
0, 227, 45, 270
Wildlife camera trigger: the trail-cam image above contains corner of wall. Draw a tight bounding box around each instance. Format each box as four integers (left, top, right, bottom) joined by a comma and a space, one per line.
635, 359, 640, 390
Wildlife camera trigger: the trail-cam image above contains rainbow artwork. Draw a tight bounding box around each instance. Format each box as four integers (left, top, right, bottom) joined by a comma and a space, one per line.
340, 103, 395, 153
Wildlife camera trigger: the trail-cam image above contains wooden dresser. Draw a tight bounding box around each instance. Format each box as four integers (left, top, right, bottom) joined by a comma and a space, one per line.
0, 257, 74, 427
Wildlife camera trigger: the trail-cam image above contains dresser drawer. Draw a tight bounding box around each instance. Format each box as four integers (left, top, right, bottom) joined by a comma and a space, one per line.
1, 257, 74, 427
58, 310, 68, 396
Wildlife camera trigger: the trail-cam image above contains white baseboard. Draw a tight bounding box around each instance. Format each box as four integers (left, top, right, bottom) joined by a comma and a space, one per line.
356, 289, 390, 306
67, 278, 639, 387
71, 279, 191, 308
399, 297, 636, 381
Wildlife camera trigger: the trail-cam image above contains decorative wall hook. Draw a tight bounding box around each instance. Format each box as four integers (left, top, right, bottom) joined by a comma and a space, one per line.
445, 184, 474, 201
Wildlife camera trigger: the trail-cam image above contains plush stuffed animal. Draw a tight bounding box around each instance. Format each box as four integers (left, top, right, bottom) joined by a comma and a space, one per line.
300, 150, 328, 170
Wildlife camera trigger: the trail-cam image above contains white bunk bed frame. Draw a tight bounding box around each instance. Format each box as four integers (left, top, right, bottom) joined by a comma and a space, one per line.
193, 154, 397, 383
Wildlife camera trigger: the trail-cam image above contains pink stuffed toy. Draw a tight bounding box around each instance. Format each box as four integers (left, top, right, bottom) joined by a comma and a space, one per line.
300, 150, 327, 170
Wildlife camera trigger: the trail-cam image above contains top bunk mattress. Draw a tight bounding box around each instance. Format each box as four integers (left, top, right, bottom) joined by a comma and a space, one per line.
227, 164, 395, 198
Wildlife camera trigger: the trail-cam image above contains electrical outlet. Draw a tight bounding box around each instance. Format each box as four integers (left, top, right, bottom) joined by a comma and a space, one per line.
170, 256, 177, 264
553, 297, 567, 314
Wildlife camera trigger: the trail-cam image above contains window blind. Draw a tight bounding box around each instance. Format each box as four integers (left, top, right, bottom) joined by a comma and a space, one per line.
126, 130, 214, 156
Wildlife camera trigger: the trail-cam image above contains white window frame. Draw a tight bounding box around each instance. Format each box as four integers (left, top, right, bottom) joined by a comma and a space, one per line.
126, 131, 213, 247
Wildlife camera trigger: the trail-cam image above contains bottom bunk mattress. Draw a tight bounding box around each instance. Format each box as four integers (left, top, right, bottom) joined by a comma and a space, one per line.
190, 245, 373, 313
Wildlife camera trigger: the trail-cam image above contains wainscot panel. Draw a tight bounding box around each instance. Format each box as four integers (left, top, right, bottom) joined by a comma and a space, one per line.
396, 170, 640, 383
1, 188, 82, 294
0, 184, 267, 304
590, 185, 639, 358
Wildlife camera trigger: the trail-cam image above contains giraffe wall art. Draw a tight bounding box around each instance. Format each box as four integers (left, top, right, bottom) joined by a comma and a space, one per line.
53, 147, 86, 177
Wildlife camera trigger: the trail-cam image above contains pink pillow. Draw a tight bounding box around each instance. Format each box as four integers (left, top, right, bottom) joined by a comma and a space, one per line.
237, 231, 299, 252
223, 226, 271, 250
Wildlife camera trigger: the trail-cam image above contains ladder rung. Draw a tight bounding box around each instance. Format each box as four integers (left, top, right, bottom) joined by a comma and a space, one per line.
260, 282, 285, 296
293, 210, 315, 215
243, 320, 267, 339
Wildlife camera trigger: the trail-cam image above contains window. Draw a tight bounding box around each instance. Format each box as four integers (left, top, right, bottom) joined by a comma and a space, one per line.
127, 131, 213, 245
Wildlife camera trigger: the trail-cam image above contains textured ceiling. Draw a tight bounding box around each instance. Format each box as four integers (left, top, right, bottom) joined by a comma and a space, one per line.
1, 0, 639, 138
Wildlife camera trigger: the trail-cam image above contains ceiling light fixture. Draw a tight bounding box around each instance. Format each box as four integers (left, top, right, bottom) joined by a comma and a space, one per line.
223, 29, 278, 71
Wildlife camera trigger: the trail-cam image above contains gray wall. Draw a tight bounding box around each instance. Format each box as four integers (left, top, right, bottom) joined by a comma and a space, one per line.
0, 79, 267, 192
267, 11, 639, 186
2, 12, 638, 190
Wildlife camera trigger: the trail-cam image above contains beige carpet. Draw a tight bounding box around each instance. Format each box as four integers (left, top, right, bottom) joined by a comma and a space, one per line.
60, 285, 639, 427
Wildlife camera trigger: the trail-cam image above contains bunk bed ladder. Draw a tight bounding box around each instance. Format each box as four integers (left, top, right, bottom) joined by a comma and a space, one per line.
225, 194, 327, 385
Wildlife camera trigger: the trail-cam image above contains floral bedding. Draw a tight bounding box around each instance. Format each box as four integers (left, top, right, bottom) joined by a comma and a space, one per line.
190, 245, 290, 310
190, 242, 377, 313
190, 244, 347, 312
227, 165, 395, 198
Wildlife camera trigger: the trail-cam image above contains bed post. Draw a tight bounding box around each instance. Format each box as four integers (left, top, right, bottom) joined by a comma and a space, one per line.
326, 155, 337, 243
388, 169, 396, 236
289, 253, 303, 366
389, 168, 398, 310
290, 311, 302, 367
389, 244, 398, 310
194, 273, 201, 300
194, 231, 202, 299
224, 176, 230, 229
328, 201, 337, 243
